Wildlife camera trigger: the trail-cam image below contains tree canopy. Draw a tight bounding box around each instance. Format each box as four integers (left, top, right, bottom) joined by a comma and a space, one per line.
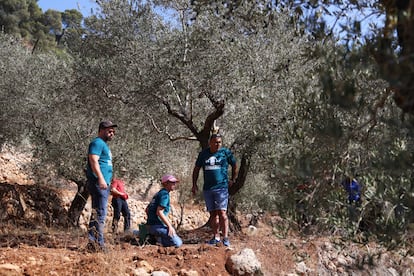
0, 0, 83, 52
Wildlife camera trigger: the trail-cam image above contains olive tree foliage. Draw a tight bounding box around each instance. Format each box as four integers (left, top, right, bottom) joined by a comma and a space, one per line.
0, 30, 89, 189
2, 0, 412, 240
67, 0, 193, 177
37, 0, 317, 226
0, 29, 87, 186
68, 0, 402, 236
0, 31, 111, 225
0, 32, 75, 172
189, 1, 414, 114
183, 1, 414, 243
231, 37, 414, 243
270, 0, 414, 241
69, 0, 332, 204
0, 27, 131, 224
292, 0, 414, 115
280, 47, 405, 238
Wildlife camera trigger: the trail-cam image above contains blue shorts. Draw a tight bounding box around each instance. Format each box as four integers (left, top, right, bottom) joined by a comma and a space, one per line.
203, 188, 229, 212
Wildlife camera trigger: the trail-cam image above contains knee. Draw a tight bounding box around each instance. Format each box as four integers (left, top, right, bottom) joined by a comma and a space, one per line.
174, 236, 183, 248
219, 210, 228, 219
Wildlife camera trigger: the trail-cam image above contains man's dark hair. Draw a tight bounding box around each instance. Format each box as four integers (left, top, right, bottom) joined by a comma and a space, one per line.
210, 133, 222, 140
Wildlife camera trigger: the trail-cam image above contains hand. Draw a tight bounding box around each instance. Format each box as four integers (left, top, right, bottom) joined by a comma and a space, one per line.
122, 193, 129, 200
191, 185, 198, 196
167, 225, 176, 237
99, 179, 108, 190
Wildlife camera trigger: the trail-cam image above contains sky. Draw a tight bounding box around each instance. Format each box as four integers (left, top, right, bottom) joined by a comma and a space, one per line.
37, 0, 98, 15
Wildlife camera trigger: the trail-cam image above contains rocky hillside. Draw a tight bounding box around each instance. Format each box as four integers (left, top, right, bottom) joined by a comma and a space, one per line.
1, 145, 414, 275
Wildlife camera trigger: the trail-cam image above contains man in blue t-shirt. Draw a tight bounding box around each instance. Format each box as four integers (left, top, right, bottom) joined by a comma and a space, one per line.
146, 174, 182, 247
86, 120, 117, 252
192, 133, 238, 247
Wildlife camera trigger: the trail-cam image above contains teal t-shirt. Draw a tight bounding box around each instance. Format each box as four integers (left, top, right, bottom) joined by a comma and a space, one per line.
147, 188, 170, 225
195, 147, 236, 191
86, 137, 113, 185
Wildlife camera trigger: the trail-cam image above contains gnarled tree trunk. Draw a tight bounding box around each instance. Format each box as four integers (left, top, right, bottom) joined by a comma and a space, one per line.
228, 152, 251, 232
67, 179, 89, 226
378, 0, 414, 113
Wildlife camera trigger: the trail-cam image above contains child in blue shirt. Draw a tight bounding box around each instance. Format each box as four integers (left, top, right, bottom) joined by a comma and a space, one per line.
146, 174, 183, 247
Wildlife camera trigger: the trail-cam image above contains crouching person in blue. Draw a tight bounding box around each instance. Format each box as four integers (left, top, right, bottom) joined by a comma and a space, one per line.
341, 176, 362, 222
341, 176, 361, 205
146, 174, 183, 247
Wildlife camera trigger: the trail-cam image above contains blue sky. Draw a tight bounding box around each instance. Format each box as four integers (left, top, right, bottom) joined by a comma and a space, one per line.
37, 0, 97, 15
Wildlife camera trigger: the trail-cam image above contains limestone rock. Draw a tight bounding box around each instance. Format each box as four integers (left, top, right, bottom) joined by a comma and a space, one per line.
225, 248, 262, 276
0, 263, 22, 276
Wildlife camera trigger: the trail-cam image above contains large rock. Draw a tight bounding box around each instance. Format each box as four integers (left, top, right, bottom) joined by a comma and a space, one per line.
225, 248, 262, 276
0, 263, 22, 276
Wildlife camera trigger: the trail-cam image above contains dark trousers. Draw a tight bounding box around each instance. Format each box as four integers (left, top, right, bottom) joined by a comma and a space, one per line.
111, 197, 131, 232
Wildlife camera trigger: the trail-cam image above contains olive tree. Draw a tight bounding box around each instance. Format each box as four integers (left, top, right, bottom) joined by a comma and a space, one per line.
187, 1, 414, 113
0, 33, 74, 147
61, 0, 334, 227
182, 0, 414, 242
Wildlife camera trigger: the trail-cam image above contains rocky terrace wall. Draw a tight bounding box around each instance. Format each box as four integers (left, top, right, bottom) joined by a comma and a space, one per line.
0, 144, 209, 234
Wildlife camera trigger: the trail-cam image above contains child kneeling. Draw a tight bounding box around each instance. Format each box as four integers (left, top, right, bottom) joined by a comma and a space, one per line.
145, 174, 182, 247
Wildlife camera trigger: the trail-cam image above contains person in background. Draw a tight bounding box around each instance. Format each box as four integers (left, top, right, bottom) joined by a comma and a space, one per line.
341, 175, 362, 222
341, 176, 361, 205
85, 120, 117, 252
111, 178, 131, 234
145, 174, 183, 247
192, 133, 238, 247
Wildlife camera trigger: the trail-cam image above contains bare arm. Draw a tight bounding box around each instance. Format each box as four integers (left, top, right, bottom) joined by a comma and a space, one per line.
88, 154, 107, 190
192, 166, 201, 195
110, 185, 125, 197
229, 163, 238, 187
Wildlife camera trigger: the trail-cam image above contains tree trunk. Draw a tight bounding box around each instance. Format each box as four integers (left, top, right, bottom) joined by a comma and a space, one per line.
163, 97, 250, 232
68, 179, 90, 226
379, 0, 414, 113
228, 153, 250, 232
228, 199, 241, 232
229, 152, 250, 196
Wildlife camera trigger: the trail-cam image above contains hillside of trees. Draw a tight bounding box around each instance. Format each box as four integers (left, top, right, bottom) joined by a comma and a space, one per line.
1, 0, 414, 250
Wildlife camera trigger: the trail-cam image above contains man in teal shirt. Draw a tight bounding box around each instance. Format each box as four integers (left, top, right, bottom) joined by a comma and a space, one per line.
86, 120, 117, 252
192, 134, 238, 247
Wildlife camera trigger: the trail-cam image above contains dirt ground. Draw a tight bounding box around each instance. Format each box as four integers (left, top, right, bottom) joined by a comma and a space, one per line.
0, 175, 305, 276
0, 218, 304, 276
0, 210, 310, 275
2, 197, 414, 276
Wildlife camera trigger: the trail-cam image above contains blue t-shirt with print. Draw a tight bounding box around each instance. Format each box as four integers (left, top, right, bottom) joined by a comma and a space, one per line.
147, 188, 170, 225
195, 147, 236, 191
86, 137, 113, 185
